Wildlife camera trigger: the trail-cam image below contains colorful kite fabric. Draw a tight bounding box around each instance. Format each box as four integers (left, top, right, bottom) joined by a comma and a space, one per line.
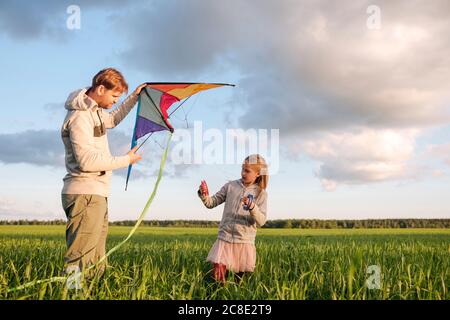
126, 82, 234, 190
135, 83, 233, 138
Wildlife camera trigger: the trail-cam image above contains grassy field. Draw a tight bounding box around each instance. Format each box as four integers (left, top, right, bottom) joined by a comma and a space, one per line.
0, 226, 448, 300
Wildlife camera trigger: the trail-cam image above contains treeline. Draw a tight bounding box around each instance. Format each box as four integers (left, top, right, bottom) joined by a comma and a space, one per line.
0, 219, 449, 228
263, 219, 450, 229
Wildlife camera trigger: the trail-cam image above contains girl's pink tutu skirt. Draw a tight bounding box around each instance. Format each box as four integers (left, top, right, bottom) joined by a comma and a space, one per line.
206, 239, 256, 272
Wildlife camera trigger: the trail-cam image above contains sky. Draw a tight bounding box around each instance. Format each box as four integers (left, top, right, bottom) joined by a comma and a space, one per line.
0, 0, 449, 221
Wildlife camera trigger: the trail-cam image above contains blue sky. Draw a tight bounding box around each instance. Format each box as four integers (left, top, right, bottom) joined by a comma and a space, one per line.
0, 0, 449, 221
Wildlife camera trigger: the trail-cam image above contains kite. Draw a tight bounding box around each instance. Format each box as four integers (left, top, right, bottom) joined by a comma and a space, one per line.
125, 82, 234, 190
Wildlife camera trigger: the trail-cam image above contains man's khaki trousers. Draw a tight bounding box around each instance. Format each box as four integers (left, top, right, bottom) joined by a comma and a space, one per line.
61, 194, 108, 277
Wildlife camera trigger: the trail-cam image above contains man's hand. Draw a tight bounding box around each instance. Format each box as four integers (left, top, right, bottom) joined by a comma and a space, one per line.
132, 83, 148, 96
127, 145, 142, 164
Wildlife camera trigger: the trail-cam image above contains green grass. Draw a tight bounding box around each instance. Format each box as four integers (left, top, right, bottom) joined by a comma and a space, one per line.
0, 226, 448, 300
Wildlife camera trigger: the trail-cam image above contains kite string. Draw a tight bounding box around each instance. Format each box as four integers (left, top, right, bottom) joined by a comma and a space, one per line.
169, 92, 201, 129
168, 95, 191, 117
139, 94, 192, 151
6, 133, 173, 294
135, 132, 154, 152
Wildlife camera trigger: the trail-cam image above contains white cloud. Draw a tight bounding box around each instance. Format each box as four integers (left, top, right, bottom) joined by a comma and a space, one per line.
0, 197, 61, 220
298, 128, 419, 190
0, 0, 140, 41
2, 0, 450, 190
0, 130, 64, 167
109, 0, 450, 189
108, 0, 450, 132
0, 198, 15, 211
432, 169, 445, 178
426, 143, 450, 166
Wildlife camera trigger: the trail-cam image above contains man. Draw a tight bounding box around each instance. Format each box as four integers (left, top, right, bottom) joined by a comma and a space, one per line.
61, 68, 145, 278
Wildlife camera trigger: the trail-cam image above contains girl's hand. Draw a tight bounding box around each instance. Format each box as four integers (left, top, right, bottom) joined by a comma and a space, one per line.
242, 196, 255, 210
199, 180, 209, 196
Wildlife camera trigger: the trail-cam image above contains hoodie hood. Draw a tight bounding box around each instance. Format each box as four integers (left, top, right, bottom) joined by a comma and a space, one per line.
65, 88, 98, 111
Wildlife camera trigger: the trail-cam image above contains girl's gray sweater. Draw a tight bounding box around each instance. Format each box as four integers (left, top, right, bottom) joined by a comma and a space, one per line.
199, 179, 267, 244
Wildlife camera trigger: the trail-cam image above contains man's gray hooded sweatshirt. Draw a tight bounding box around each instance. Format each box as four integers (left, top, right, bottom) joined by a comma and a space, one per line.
199, 179, 268, 244
61, 88, 138, 197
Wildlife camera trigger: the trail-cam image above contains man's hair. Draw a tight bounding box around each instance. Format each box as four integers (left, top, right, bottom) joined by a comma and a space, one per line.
91, 68, 128, 93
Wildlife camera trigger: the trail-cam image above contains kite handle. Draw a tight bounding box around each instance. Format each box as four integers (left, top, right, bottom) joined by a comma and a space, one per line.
243, 194, 254, 211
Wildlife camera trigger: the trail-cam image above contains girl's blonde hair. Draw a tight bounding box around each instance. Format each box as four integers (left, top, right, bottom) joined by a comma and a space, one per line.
244, 154, 269, 190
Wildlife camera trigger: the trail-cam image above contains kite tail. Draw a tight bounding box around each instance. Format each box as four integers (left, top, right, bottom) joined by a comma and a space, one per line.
6, 276, 67, 293
95, 132, 172, 264
6, 133, 173, 294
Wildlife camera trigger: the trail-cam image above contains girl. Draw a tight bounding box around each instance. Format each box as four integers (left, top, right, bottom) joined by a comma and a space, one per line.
198, 154, 268, 283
